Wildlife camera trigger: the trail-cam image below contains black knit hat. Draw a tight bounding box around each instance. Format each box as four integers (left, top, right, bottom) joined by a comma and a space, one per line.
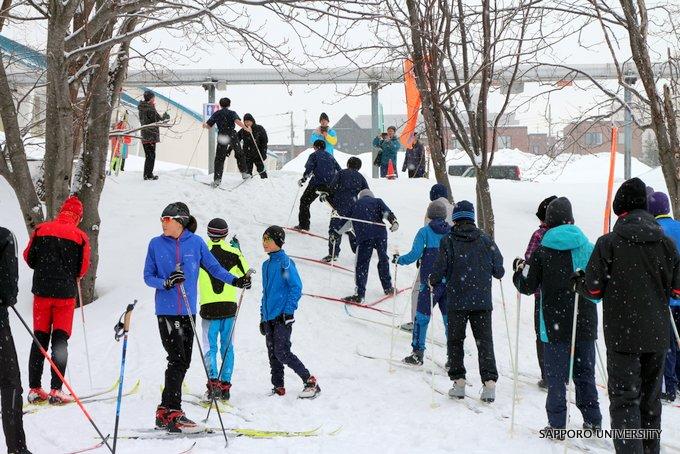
263, 225, 285, 248
613, 177, 648, 216
243, 113, 255, 123
348, 157, 362, 170
143, 90, 155, 101
545, 197, 574, 227
207, 218, 229, 239
319, 112, 329, 123
536, 195, 558, 222
313, 139, 326, 150
161, 202, 195, 231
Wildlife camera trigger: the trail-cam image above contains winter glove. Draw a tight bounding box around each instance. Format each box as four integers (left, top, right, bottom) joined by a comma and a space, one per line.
390, 220, 399, 232
513, 258, 526, 272
318, 192, 329, 203
164, 270, 185, 289
259, 321, 266, 336
392, 254, 400, 264
570, 269, 586, 292
162, 112, 170, 121
230, 236, 241, 250
278, 313, 295, 325
233, 275, 252, 289
298, 178, 306, 187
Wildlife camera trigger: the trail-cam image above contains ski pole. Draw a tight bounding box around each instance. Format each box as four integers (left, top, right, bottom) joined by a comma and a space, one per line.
595, 341, 608, 386
175, 267, 229, 448
287, 183, 304, 227
112, 300, 137, 454
329, 235, 337, 286
10, 306, 113, 453
331, 213, 389, 227
77, 280, 94, 390
204, 270, 255, 422
670, 306, 680, 350
249, 130, 270, 179
183, 128, 205, 178
498, 280, 516, 375
388, 251, 399, 373
510, 288, 521, 437
563, 293, 580, 453
428, 282, 438, 409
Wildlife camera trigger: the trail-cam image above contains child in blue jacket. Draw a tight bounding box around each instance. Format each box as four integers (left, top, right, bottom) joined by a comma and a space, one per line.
393, 201, 450, 365
259, 226, 320, 399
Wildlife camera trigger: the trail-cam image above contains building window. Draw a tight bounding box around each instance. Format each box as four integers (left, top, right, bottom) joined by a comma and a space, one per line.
498, 136, 512, 149
585, 132, 603, 147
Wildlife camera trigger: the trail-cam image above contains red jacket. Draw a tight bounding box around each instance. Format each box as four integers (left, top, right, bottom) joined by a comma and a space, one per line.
24, 196, 90, 298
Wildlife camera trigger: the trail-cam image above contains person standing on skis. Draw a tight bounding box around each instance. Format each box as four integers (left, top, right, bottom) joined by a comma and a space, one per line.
237, 113, 268, 179
429, 200, 504, 403
340, 189, 399, 303
203, 97, 249, 186
0, 227, 30, 454
513, 197, 602, 438
393, 201, 449, 365
198, 218, 251, 402
318, 156, 368, 262
294, 140, 340, 232
144, 203, 252, 433
24, 196, 90, 406
137, 90, 170, 181
259, 226, 320, 398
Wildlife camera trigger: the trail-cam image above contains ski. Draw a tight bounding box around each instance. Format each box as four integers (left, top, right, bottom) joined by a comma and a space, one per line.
288, 255, 353, 273
120, 425, 323, 440
355, 346, 446, 375
366, 286, 413, 307
63, 435, 111, 454
182, 392, 254, 422
303, 293, 395, 315
25, 379, 140, 415
253, 216, 329, 241
178, 442, 197, 453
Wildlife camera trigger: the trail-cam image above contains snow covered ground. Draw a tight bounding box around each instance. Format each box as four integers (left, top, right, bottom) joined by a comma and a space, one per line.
1, 152, 678, 453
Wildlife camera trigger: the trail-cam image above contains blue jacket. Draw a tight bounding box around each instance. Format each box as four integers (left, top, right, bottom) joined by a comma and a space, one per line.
328, 169, 369, 216
144, 230, 238, 316
430, 221, 504, 311
373, 136, 400, 167
310, 129, 337, 155
304, 149, 341, 189
398, 219, 450, 281
657, 215, 680, 307
350, 196, 394, 243
260, 250, 303, 321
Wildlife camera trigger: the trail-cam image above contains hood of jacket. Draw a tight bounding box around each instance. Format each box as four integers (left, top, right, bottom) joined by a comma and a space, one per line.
429, 218, 450, 235
614, 209, 664, 243
430, 183, 448, 201
451, 221, 481, 242
541, 224, 589, 251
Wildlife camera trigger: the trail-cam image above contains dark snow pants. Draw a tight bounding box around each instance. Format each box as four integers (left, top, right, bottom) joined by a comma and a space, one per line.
158, 315, 194, 410
447, 309, 498, 383
142, 142, 156, 178
354, 237, 392, 298
213, 129, 242, 182
0, 310, 27, 453
264, 319, 310, 388
608, 350, 665, 454
245, 153, 267, 178
543, 341, 602, 429
534, 295, 546, 381
328, 217, 356, 258
297, 184, 319, 231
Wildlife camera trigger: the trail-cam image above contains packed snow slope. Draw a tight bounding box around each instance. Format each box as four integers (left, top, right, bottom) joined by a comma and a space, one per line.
0, 153, 678, 454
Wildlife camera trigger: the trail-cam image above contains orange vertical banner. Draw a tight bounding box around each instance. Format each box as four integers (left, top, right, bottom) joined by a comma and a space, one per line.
603, 127, 619, 234
400, 59, 421, 148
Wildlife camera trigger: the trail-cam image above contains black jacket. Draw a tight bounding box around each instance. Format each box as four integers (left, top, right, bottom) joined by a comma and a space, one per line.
430, 221, 504, 311
0, 227, 18, 328
514, 246, 598, 343
237, 124, 268, 160
576, 209, 680, 353
328, 169, 369, 216
138, 101, 168, 143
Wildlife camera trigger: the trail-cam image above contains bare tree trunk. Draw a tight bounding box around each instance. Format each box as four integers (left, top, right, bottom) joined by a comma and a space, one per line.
475, 169, 494, 237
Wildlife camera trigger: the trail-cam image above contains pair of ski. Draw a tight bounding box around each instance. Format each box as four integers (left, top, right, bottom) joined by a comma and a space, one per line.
24, 379, 141, 415
253, 216, 329, 241
116, 425, 332, 440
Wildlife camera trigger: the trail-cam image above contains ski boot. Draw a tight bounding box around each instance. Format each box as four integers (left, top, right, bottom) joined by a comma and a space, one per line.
165, 409, 204, 434
399, 321, 414, 332
271, 386, 286, 396
537, 379, 548, 390
292, 225, 309, 232
384, 287, 396, 296
203, 379, 221, 401
448, 379, 466, 399
342, 294, 364, 304
582, 421, 602, 433
155, 406, 170, 430
241, 172, 251, 180
143, 175, 159, 181
27, 387, 49, 404
321, 255, 337, 263
403, 350, 424, 366
661, 391, 676, 402
542, 426, 565, 441
219, 381, 232, 401
298, 376, 320, 399
211, 179, 221, 189
480, 380, 496, 403
48, 389, 74, 405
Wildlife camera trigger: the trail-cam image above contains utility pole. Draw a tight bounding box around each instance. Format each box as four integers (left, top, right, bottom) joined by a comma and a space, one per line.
623, 74, 637, 180
370, 83, 380, 178
289, 111, 295, 162
202, 81, 217, 174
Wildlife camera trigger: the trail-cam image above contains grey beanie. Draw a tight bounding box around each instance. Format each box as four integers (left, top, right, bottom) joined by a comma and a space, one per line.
358, 189, 374, 199
426, 201, 447, 220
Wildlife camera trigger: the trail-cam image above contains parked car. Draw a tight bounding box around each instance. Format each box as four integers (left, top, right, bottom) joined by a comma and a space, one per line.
448, 164, 521, 181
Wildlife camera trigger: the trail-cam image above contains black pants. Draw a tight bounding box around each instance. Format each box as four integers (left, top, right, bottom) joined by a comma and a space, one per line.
28, 329, 69, 390
264, 319, 310, 388
297, 184, 319, 230
245, 154, 267, 178
142, 142, 156, 178
447, 309, 498, 383
534, 295, 546, 381
608, 350, 665, 454
0, 312, 27, 453
158, 316, 194, 410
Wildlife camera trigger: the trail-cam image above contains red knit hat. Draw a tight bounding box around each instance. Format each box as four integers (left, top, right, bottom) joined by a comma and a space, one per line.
61, 195, 83, 218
